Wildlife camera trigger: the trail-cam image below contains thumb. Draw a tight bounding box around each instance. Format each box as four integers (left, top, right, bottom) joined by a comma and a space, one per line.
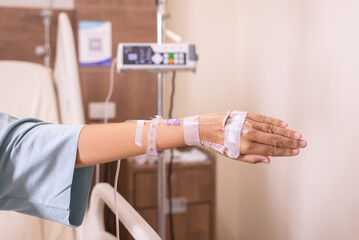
239, 155, 270, 164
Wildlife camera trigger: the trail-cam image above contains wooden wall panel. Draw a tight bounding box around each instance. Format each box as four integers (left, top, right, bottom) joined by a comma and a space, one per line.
76, 6, 158, 123
80, 68, 157, 123
0, 7, 75, 67
135, 168, 211, 208
76, 0, 155, 8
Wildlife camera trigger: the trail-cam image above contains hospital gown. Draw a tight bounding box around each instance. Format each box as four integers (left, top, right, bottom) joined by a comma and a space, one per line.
0, 113, 93, 227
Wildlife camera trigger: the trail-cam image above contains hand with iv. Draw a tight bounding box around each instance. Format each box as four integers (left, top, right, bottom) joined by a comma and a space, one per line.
197, 112, 306, 164
76, 111, 307, 167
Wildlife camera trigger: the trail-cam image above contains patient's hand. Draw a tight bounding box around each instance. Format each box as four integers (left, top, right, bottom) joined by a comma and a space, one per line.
199, 112, 307, 164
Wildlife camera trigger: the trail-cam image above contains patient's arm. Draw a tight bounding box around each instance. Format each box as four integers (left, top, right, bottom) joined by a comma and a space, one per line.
76, 112, 307, 168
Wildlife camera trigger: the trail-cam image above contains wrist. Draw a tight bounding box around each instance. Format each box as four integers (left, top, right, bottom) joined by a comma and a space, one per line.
156, 118, 186, 151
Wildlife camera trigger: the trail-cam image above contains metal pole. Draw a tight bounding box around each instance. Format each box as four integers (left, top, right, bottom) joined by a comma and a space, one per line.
42, 9, 51, 67
156, 1, 166, 239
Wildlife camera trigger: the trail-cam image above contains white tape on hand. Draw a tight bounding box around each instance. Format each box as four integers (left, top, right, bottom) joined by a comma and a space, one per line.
183, 115, 201, 146
224, 111, 247, 158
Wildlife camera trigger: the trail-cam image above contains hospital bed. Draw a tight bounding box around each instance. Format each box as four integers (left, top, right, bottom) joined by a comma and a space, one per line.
76, 183, 161, 240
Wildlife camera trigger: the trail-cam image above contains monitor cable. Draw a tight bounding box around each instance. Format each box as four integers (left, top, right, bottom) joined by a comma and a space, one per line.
167, 70, 176, 240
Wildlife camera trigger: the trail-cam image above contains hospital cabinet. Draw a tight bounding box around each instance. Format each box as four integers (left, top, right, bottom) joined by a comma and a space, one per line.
117, 148, 216, 240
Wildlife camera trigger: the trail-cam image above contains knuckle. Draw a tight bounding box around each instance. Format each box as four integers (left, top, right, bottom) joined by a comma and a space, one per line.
261, 115, 268, 123
272, 135, 284, 146
267, 146, 278, 156
268, 124, 277, 134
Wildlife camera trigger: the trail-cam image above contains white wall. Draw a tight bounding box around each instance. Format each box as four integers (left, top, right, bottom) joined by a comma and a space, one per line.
165, 1, 242, 238
0, 0, 74, 9
168, 0, 359, 239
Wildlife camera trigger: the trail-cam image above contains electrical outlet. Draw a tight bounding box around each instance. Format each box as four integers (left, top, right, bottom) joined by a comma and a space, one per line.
165, 197, 187, 214
88, 102, 116, 120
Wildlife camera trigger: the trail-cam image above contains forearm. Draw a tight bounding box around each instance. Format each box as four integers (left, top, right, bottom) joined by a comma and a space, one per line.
75, 112, 307, 167
76, 121, 186, 168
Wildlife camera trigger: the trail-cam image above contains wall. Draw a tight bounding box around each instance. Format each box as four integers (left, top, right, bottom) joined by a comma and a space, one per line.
168, 0, 359, 239
166, 1, 243, 239
236, 1, 359, 239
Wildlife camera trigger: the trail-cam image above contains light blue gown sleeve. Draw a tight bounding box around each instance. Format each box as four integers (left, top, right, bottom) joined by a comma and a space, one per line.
0, 113, 94, 227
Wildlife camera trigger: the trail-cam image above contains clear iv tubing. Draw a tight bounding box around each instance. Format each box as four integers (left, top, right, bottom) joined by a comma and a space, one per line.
126, 119, 253, 133
103, 58, 121, 240
96, 58, 117, 185
96, 58, 117, 195
104, 58, 117, 124
114, 159, 121, 240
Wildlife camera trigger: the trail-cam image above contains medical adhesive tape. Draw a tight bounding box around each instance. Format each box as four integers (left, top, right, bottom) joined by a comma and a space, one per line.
183, 115, 201, 146
146, 116, 164, 157
135, 120, 145, 147
200, 141, 225, 154
224, 111, 247, 158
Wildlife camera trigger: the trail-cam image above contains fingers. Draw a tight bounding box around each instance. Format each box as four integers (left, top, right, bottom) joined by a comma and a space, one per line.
246, 119, 302, 139
245, 114, 307, 150
247, 113, 288, 128
238, 154, 271, 164
241, 141, 300, 157
245, 128, 307, 148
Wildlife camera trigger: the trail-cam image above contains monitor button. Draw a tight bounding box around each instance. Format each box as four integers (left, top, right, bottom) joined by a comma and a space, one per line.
151, 53, 163, 64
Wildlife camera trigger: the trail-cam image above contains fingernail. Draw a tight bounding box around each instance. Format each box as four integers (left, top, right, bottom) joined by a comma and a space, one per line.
299, 140, 307, 147
294, 132, 302, 139
281, 122, 288, 127
292, 149, 300, 154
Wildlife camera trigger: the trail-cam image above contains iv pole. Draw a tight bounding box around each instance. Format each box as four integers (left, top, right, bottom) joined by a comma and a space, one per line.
156, 0, 166, 239
20, 0, 53, 67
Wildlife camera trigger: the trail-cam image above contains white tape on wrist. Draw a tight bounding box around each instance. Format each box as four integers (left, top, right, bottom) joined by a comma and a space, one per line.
146, 117, 164, 157
224, 111, 247, 158
183, 115, 201, 146
135, 120, 145, 147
